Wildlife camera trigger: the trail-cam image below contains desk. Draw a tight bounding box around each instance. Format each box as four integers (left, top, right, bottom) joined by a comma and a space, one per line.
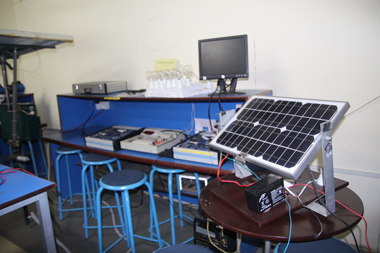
46, 89, 272, 174
0, 166, 57, 253
42, 90, 272, 196
200, 174, 363, 253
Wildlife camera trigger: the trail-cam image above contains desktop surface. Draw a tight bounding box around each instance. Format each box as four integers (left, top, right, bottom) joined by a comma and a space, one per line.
0, 166, 56, 210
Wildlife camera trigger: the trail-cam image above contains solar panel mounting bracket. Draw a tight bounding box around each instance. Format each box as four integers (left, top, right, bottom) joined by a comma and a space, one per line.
306, 121, 336, 217
234, 153, 252, 178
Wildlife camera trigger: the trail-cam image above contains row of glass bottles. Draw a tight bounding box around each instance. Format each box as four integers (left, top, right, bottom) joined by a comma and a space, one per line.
146, 65, 195, 89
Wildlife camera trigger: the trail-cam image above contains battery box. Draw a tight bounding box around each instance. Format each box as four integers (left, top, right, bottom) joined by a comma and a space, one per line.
244, 174, 285, 213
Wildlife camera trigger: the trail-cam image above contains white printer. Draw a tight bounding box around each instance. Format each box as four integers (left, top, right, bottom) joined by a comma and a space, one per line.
72, 81, 127, 94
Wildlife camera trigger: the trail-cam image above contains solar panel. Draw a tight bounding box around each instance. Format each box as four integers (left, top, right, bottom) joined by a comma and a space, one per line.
209, 95, 350, 179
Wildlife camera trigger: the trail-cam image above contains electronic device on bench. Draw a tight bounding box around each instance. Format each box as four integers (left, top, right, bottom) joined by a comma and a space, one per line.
194, 217, 236, 252
120, 128, 186, 154
72, 81, 127, 94
85, 125, 144, 151
173, 134, 219, 165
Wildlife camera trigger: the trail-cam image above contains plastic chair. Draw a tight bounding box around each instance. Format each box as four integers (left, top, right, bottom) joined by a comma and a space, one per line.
149, 165, 201, 245
81, 153, 122, 238
154, 244, 213, 253
274, 237, 358, 253
55, 146, 83, 220
96, 169, 163, 253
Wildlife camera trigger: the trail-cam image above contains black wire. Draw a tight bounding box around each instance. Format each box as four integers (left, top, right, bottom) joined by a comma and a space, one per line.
307, 166, 361, 253
208, 86, 218, 133
80, 101, 96, 136
218, 82, 224, 111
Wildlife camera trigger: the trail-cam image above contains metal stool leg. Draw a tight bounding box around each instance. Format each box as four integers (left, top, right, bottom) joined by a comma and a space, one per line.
55, 153, 64, 220
27, 141, 39, 176
55, 148, 83, 220
145, 181, 162, 248
176, 173, 184, 227
168, 172, 176, 245
96, 170, 163, 252
123, 190, 135, 253
64, 154, 74, 205
37, 140, 48, 176
96, 187, 105, 252
149, 165, 203, 245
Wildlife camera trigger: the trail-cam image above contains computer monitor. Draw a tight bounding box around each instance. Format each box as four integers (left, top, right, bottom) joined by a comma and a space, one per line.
198, 34, 249, 96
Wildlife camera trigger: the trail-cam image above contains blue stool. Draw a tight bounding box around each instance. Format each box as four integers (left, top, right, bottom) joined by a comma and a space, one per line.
150, 165, 201, 245
96, 169, 163, 253
55, 146, 83, 220
81, 153, 122, 238
154, 244, 213, 253
274, 237, 358, 253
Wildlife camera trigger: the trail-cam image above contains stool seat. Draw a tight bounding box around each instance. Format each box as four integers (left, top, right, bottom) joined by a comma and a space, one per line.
56, 146, 82, 154
82, 153, 117, 164
153, 166, 185, 174
155, 244, 213, 253
274, 237, 358, 253
100, 170, 146, 190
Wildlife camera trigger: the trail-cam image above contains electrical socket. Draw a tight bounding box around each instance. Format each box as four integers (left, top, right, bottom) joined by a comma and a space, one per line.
95, 101, 110, 110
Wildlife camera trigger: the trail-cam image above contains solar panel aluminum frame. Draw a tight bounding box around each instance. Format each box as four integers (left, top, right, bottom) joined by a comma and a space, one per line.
209, 95, 350, 180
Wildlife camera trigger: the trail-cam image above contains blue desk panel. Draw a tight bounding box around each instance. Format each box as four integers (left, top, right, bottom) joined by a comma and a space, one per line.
49, 90, 272, 197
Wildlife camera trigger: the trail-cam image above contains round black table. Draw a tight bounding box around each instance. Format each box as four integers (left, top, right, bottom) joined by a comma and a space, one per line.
200, 174, 363, 252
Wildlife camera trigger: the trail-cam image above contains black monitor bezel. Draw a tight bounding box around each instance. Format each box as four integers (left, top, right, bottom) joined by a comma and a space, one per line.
198, 34, 249, 81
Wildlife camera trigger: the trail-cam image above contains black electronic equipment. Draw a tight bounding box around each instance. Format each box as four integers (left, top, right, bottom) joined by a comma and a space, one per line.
72, 81, 127, 94
173, 134, 219, 165
198, 34, 249, 96
244, 174, 285, 214
85, 125, 144, 151
194, 217, 236, 253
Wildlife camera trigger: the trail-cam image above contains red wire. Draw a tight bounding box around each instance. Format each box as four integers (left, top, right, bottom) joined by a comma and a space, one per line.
217, 154, 256, 187
287, 183, 371, 253
0, 175, 6, 185
0, 168, 17, 185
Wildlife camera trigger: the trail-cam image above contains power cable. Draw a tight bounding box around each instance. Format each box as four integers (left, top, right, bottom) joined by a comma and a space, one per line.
307, 166, 361, 253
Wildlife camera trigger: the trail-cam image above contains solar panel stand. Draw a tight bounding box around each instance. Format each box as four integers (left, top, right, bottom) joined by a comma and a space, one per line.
234, 153, 252, 178
306, 121, 336, 217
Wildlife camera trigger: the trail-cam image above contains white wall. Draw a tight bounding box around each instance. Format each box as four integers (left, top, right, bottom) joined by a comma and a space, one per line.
0, 0, 17, 29
1, 0, 379, 251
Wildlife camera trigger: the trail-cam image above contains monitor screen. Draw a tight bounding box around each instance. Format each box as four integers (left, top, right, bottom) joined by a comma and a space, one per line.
198, 35, 249, 95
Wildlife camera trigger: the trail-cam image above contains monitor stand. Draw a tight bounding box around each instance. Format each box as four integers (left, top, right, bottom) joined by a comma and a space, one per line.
208, 78, 246, 96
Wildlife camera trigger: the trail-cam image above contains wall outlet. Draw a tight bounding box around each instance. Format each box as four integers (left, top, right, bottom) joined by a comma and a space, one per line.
95, 101, 110, 110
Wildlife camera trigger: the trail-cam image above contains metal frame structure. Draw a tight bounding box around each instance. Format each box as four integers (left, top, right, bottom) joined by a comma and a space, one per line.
0, 28, 73, 167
